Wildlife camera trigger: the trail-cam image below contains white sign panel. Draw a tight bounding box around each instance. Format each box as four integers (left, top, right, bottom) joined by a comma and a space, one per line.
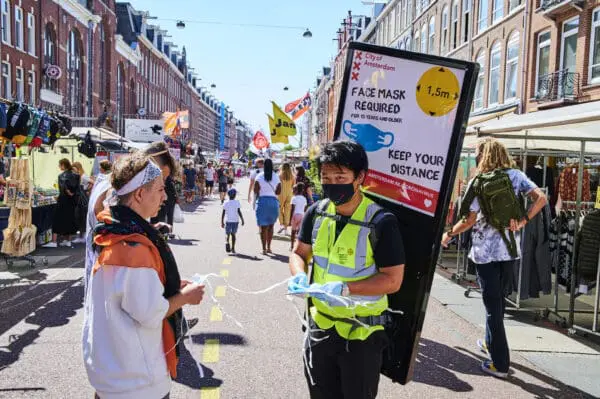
339, 49, 466, 216
124, 119, 164, 143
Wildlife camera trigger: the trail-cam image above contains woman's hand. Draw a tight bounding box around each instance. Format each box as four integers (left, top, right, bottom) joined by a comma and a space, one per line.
441, 232, 453, 248
180, 279, 193, 289
181, 283, 205, 305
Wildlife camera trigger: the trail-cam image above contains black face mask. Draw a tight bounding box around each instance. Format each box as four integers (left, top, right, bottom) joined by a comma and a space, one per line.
322, 183, 356, 206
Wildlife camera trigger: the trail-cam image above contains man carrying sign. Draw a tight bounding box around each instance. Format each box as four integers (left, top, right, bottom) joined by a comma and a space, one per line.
288, 141, 405, 398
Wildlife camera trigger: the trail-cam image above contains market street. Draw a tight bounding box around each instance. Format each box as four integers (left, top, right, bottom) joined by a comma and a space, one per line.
0, 178, 595, 398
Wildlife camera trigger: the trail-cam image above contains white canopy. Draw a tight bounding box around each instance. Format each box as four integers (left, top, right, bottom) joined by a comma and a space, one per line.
464, 101, 600, 154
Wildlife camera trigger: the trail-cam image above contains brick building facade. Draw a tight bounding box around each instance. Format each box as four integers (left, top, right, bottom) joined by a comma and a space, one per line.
525, 0, 600, 112
0, 0, 249, 155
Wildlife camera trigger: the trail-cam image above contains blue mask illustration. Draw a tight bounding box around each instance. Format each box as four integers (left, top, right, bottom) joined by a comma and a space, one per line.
342, 120, 394, 152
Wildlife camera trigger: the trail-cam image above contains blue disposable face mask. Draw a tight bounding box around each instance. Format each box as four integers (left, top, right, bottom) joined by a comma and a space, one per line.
342, 120, 394, 152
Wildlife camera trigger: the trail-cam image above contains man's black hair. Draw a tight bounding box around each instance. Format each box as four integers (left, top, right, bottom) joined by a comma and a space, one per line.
317, 140, 368, 178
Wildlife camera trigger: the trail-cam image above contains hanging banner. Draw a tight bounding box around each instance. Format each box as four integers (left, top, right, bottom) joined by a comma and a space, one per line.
162, 110, 190, 137
268, 114, 289, 144
271, 102, 297, 136
252, 131, 269, 150
334, 41, 478, 385
285, 92, 312, 121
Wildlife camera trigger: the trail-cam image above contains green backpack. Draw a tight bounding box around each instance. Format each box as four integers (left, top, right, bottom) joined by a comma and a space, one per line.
459, 169, 525, 258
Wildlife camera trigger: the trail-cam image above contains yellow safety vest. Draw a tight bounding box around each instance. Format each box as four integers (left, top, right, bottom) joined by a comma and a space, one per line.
310, 196, 388, 340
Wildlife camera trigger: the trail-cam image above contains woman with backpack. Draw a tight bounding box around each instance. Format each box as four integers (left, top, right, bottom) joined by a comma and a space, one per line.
441, 138, 547, 379
45, 159, 80, 248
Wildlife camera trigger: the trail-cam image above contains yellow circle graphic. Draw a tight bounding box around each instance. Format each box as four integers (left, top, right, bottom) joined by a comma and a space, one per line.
415, 66, 460, 117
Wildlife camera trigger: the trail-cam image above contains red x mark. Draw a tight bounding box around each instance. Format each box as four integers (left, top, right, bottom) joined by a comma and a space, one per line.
353, 62, 361, 70
355, 51, 363, 60
351, 72, 359, 81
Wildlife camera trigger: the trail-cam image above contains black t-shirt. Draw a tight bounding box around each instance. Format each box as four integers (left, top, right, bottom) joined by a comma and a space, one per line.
298, 202, 405, 268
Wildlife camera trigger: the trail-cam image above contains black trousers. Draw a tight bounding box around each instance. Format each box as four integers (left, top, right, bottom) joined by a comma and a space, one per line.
304, 324, 388, 399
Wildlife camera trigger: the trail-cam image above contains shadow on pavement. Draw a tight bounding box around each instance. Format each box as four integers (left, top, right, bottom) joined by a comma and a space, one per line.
230, 253, 262, 262
175, 343, 223, 390
0, 387, 46, 393
266, 253, 290, 264
190, 333, 247, 346
0, 282, 83, 373
456, 346, 596, 398
411, 338, 474, 392
169, 239, 200, 246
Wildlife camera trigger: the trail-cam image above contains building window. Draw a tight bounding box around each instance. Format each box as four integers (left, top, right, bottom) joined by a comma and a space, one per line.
505, 32, 520, 100
535, 31, 551, 94
396, 3, 402, 32
478, 0, 488, 33
492, 0, 503, 23
416, 0, 422, 15
428, 17, 435, 55
15, 66, 23, 101
590, 8, 600, 84
414, 28, 420, 51
1, 62, 9, 99
28, 70, 34, 104
1, 0, 10, 44
509, 0, 522, 12
451, 0, 458, 50
43, 23, 57, 91
560, 17, 579, 73
473, 51, 485, 109
407, 0, 413, 24
420, 24, 427, 53
66, 29, 83, 117
406, 36, 411, 51
463, 0, 471, 43
99, 23, 105, 101
14, 6, 22, 50
488, 42, 501, 105
116, 63, 124, 135
27, 13, 34, 55
441, 6, 449, 53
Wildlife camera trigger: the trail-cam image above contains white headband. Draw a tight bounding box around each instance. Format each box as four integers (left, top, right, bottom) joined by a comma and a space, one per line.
116, 161, 162, 196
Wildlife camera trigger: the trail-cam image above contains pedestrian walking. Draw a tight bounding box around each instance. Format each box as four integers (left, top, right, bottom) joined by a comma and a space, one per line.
442, 137, 547, 378
227, 165, 235, 189
278, 162, 295, 235
45, 159, 80, 248
288, 141, 405, 399
204, 162, 215, 198
183, 162, 197, 203
254, 159, 281, 254
221, 188, 244, 253
72, 161, 91, 244
217, 164, 229, 204
295, 165, 313, 205
248, 158, 264, 206
83, 152, 205, 399
289, 182, 307, 251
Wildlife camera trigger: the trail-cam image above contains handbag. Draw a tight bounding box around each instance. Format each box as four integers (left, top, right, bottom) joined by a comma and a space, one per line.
173, 204, 184, 223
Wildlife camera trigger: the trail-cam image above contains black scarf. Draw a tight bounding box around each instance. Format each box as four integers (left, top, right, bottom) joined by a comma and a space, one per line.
94, 205, 183, 355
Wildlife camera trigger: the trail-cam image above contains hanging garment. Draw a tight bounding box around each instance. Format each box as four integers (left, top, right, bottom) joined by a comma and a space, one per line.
558, 167, 591, 203
574, 209, 600, 285
517, 204, 552, 299
4, 103, 30, 142
0, 103, 7, 136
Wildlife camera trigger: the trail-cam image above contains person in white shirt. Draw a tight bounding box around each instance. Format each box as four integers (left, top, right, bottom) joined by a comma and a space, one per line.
253, 159, 282, 254
290, 182, 308, 251
205, 162, 215, 198
83, 152, 205, 399
248, 158, 264, 205
221, 188, 245, 253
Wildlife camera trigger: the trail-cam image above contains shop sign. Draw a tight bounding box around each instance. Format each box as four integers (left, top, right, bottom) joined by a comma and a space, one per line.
124, 119, 163, 143
44, 64, 62, 80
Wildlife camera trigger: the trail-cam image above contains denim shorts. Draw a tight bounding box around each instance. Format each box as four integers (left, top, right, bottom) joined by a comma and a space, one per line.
225, 222, 239, 234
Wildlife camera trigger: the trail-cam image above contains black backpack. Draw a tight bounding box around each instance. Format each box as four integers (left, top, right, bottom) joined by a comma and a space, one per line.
78, 130, 97, 158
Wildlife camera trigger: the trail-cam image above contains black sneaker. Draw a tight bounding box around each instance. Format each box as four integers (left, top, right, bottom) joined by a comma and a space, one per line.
225, 243, 231, 252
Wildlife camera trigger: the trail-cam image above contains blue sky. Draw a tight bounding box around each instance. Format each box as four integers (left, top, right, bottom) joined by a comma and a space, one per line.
128, 0, 373, 147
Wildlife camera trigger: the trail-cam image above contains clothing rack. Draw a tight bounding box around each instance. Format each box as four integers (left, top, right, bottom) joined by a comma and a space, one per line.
572, 246, 600, 337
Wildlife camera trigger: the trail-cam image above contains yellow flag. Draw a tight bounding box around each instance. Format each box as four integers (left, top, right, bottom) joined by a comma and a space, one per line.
268, 114, 288, 144
271, 102, 297, 136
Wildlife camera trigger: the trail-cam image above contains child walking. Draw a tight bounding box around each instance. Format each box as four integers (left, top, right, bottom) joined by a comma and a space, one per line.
290, 183, 308, 251
222, 189, 244, 253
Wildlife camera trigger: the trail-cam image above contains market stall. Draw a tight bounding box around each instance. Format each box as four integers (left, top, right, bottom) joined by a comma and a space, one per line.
442, 102, 600, 339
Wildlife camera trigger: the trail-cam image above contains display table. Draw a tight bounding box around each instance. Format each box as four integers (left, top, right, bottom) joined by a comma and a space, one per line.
0, 204, 57, 242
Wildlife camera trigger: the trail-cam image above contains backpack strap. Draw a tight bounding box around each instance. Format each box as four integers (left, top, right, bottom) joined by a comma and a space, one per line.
458, 176, 480, 221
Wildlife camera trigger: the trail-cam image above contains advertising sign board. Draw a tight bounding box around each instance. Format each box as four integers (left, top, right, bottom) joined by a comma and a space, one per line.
124, 119, 164, 143
334, 41, 478, 384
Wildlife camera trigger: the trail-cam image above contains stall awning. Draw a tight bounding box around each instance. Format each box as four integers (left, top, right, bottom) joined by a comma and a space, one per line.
467, 105, 518, 127
70, 127, 127, 142
466, 101, 600, 135
464, 101, 600, 153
